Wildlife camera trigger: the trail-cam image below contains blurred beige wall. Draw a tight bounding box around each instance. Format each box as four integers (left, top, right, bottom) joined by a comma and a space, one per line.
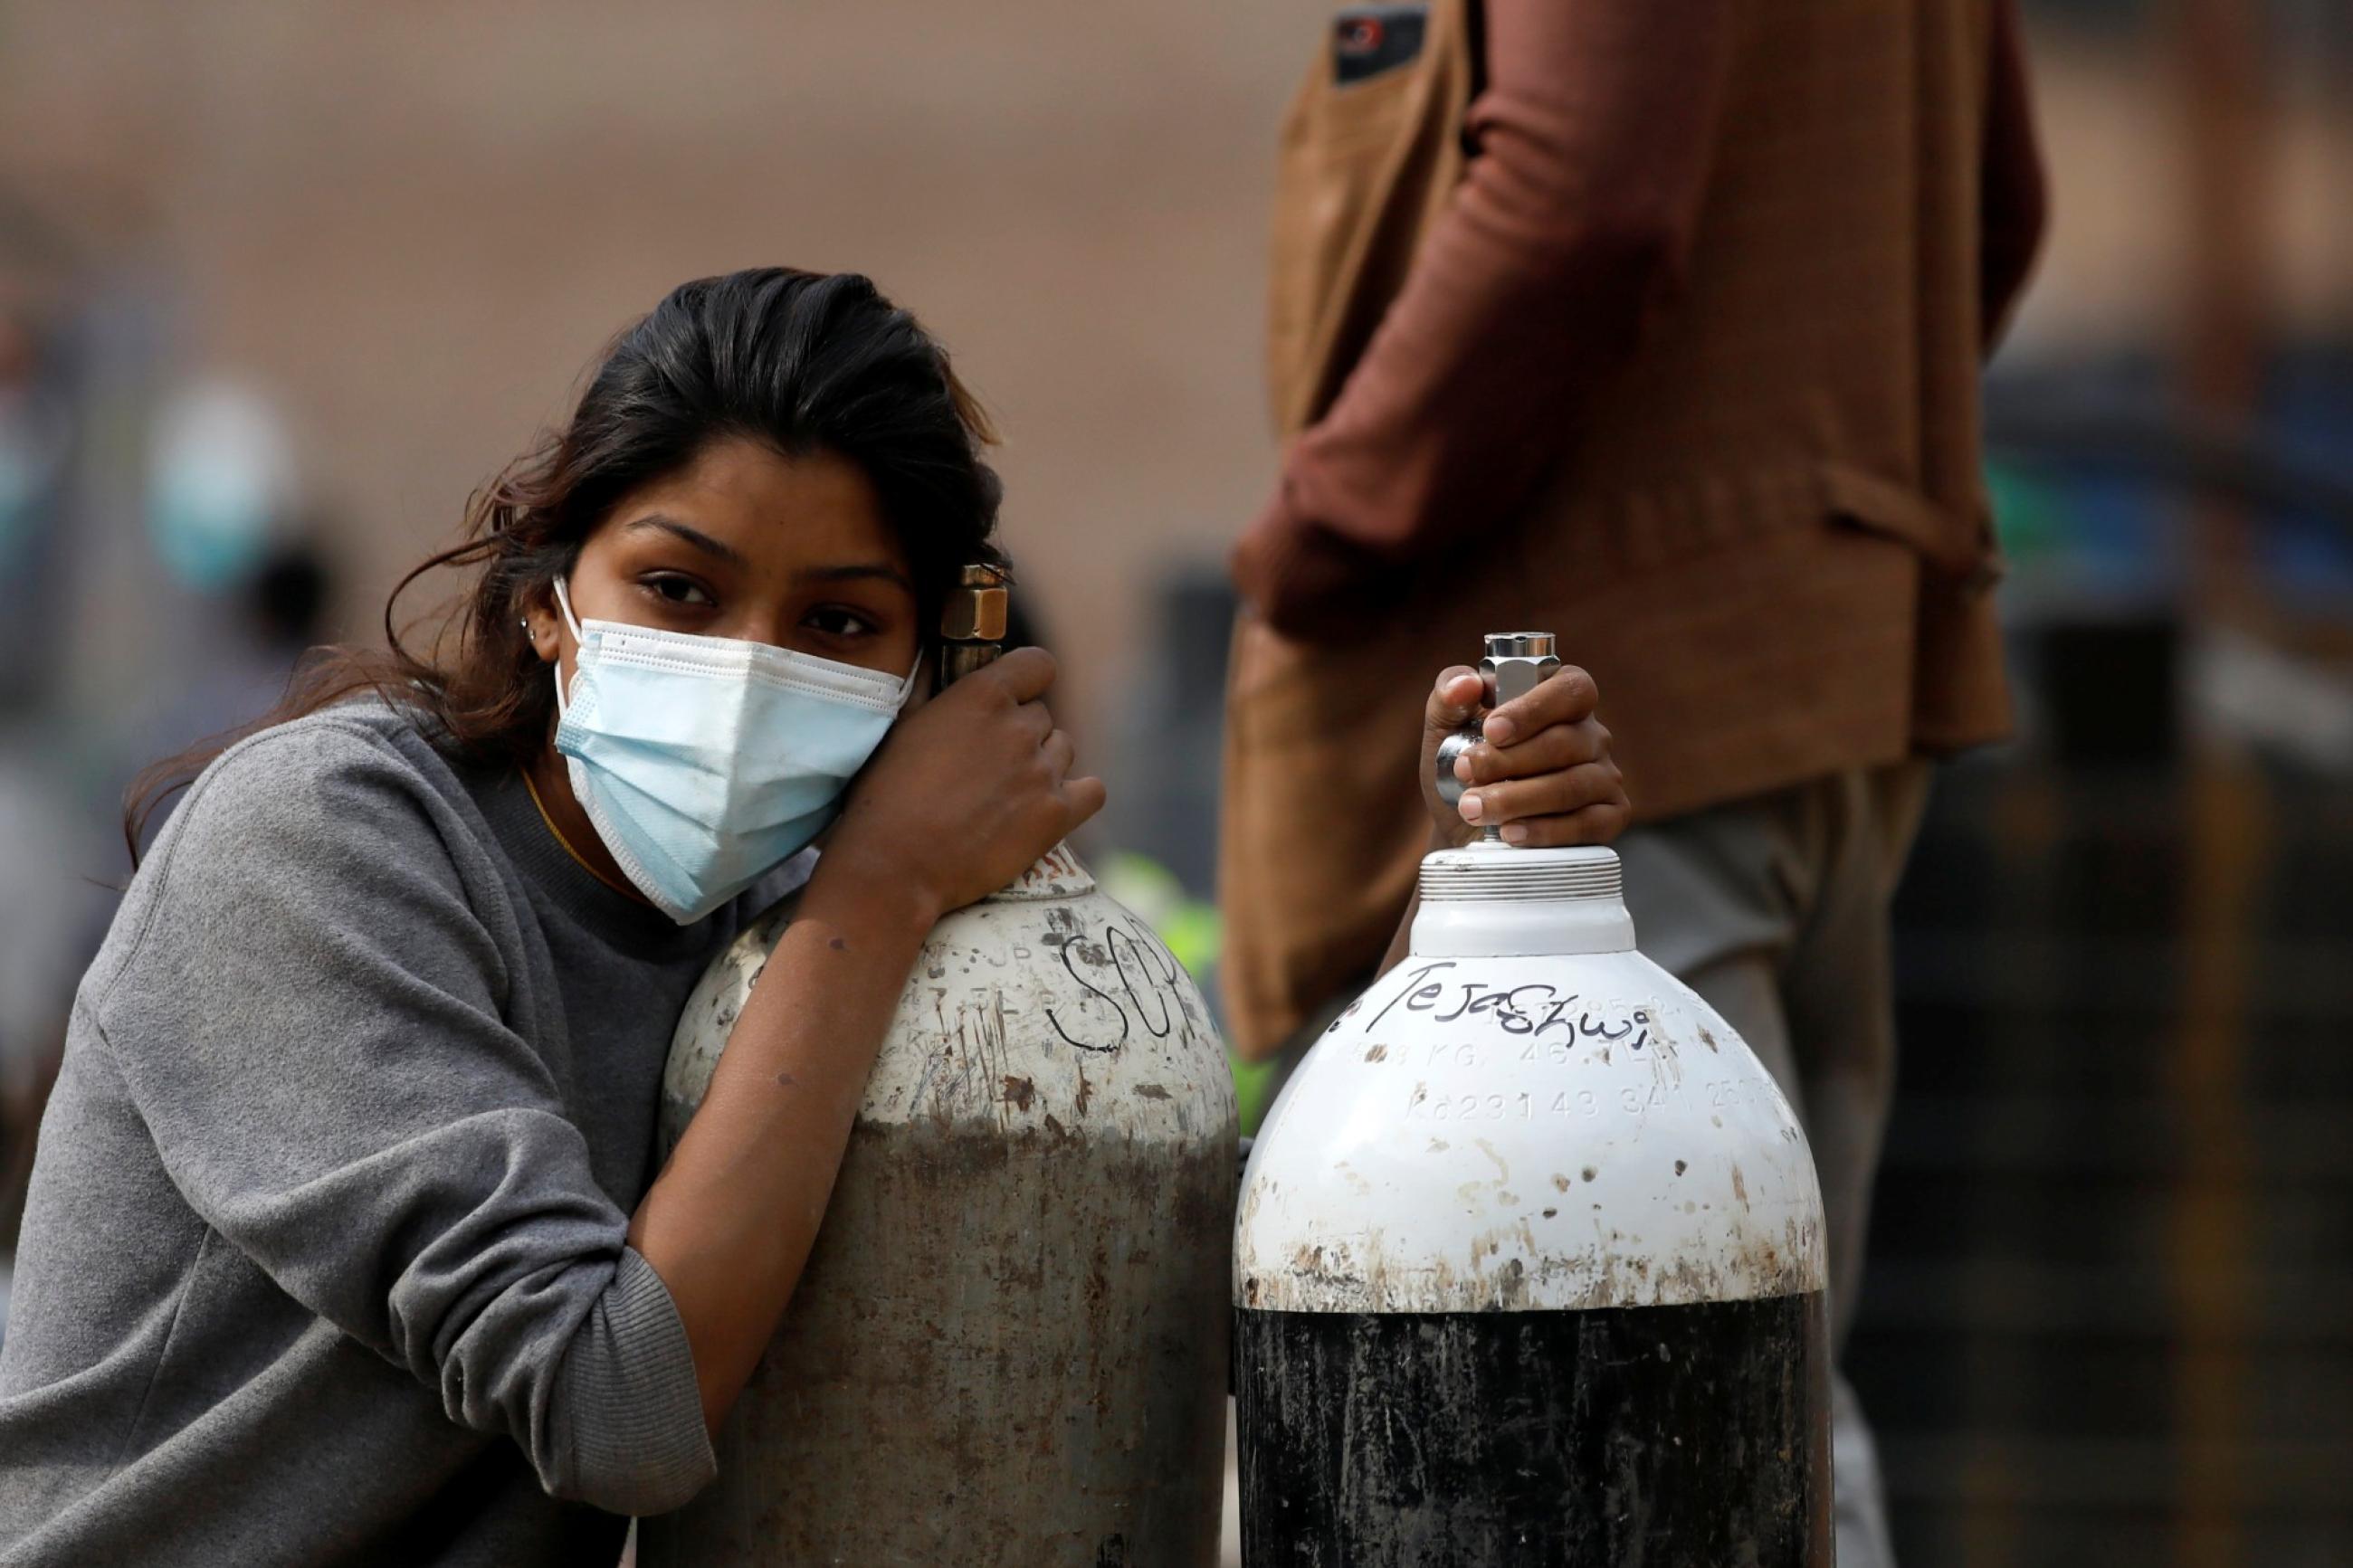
2011, 27, 2353, 356
0, 0, 1328, 737
5, 5, 2348, 739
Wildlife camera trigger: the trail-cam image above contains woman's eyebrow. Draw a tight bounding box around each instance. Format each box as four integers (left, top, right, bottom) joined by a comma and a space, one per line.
624, 513, 749, 567
801, 562, 916, 593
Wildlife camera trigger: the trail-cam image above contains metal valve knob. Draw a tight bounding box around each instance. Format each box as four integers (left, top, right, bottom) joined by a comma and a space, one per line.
1434, 632, 1561, 840
938, 563, 1011, 689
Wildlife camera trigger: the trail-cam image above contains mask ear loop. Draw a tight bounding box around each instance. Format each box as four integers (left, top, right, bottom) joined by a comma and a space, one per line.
551, 576, 586, 640
550, 577, 586, 718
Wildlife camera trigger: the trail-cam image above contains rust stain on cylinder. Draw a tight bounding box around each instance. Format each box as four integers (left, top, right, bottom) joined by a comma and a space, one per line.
640, 1122, 1233, 1563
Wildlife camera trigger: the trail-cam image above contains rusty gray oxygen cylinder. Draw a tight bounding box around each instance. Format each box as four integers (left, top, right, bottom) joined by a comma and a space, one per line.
1233, 632, 1833, 1565
641, 565, 1237, 1565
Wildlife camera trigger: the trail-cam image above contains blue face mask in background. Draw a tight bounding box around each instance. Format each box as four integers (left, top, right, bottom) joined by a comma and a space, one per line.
550, 578, 916, 923
146, 382, 293, 594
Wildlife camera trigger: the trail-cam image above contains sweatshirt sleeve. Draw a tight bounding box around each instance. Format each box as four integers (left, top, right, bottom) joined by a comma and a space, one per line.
89, 722, 714, 1516
1233, 0, 1739, 638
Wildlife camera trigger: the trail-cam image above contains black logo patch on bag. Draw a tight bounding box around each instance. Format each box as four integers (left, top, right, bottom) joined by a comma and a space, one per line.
1332, 4, 1428, 86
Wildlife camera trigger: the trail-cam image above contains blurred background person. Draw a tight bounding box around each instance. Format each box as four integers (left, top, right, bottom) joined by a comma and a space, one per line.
112, 534, 333, 855
115, 377, 324, 851
0, 295, 75, 708
0, 256, 93, 1339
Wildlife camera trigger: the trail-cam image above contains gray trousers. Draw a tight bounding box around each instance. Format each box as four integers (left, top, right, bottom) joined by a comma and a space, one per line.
1615, 761, 1932, 1568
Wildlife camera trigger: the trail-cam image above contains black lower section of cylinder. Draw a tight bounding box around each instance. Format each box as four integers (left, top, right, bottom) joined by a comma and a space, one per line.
1236, 1293, 1830, 1567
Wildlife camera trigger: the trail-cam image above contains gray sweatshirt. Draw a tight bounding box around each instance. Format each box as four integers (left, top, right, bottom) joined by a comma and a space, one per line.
0, 702, 803, 1565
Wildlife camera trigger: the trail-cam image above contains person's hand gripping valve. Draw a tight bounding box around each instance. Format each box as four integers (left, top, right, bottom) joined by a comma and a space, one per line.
1417, 632, 1629, 850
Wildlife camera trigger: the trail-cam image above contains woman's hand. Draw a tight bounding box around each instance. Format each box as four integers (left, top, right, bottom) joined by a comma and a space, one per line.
821, 646, 1106, 923
1417, 663, 1628, 849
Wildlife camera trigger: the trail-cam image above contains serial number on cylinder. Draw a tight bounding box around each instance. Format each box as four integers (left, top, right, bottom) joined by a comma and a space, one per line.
1404, 1078, 1780, 1121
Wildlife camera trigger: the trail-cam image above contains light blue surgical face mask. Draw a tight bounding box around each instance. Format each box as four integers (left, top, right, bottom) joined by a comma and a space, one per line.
551, 578, 917, 923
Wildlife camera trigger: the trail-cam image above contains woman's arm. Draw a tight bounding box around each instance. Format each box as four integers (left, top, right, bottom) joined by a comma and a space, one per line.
628, 647, 1100, 1437
624, 872, 931, 1434
100, 721, 724, 1516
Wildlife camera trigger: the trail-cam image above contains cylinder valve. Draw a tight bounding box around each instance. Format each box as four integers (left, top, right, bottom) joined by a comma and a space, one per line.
1433, 632, 1561, 839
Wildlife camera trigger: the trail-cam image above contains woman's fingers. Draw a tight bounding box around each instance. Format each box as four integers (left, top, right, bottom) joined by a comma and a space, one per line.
1457, 760, 1626, 831
1015, 698, 1056, 745
1062, 774, 1110, 828
982, 645, 1060, 705
1036, 729, 1102, 836
1481, 664, 1598, 746
1452, 717, 1610, 786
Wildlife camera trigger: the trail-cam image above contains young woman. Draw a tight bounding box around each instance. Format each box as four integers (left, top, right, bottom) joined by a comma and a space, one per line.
0, 268, 1625, 1564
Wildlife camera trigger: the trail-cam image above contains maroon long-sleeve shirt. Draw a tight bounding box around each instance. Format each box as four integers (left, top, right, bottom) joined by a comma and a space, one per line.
1234, 0, 2047, 639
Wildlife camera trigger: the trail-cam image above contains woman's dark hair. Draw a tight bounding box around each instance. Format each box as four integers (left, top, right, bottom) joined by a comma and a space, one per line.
126, 267, 1005, 860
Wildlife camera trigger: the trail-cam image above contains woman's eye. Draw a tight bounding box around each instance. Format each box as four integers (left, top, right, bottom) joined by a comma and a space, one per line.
644, 575, 715, 607
805, 606, 876, 637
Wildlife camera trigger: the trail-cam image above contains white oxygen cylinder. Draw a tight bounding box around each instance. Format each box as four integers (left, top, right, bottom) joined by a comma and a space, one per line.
1233, 632, 1832, 1566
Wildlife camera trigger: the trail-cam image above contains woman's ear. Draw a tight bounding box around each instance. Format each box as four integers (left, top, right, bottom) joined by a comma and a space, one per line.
520, 588, 562, 665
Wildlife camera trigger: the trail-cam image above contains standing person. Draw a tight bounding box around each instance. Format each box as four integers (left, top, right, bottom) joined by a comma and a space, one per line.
1221, 2, 2047, 1562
